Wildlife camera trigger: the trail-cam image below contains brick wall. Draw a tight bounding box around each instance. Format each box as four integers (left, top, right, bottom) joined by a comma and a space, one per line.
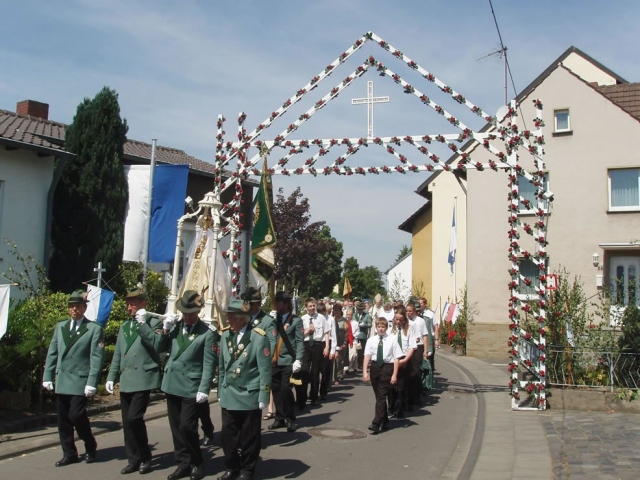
467, 322, 508, 359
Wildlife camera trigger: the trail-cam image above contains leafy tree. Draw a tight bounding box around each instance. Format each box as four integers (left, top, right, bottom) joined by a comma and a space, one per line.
395, 244, 412, 264
341, 257, 385, 299
304, 225, 343, 297
272, 187, 339, 294
50, 87, 129, 292
619, 303, 640, 353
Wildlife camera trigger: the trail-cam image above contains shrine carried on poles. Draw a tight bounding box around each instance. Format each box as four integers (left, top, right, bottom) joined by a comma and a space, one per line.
177, 32, 553, 410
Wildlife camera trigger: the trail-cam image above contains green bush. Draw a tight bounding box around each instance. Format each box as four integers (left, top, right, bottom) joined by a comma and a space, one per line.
0, 293, 69, 408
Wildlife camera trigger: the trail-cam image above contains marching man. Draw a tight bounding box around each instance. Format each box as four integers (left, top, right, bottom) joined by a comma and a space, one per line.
217, 299, 272, 480
43, 290, 104, 467
105, 286, 162, 475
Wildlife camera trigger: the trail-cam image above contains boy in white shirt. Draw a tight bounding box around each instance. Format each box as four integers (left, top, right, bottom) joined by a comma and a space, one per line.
363, 318, 402, 434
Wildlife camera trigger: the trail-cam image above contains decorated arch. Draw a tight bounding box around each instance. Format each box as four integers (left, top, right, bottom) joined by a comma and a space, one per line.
188, 32, 552, 410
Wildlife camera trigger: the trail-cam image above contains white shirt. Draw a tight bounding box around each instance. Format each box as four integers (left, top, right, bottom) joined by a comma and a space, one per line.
69, 318, 85, 333
349, 319, 360, 339
381, 308, 395, 329
371, 304, 384, 320
301, 313, 329, 342
326, 315, 338, 354
409, 316, 428, 346
364, 334, 403, 364
391, 325, 417, 355
236, 324, 248, 343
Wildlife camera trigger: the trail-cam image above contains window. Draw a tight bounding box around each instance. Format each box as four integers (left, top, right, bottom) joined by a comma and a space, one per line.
518, 173, 549, 213
554, 109, 570, 132
609, 168, 640, 211
609, 256, 639, 307
517, 257, 545, 300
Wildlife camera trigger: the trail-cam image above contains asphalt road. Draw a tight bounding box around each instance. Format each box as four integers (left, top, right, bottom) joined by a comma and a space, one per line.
0, 355, 477, 479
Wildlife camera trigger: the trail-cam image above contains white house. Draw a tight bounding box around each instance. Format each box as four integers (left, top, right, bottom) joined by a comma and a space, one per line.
385, 252, 413, 302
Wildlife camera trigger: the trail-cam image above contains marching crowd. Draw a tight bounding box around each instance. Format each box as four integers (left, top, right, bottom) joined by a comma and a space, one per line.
41, 286, 438, 480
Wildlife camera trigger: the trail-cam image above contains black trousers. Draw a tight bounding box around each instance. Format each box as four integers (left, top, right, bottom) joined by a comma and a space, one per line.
166, 394, 202, 468
308, 342, 325, 401
320, 354, 333, 397
409, 345, 425, 405
389, 361, 411, 417
198, 401, 214, 438
56, 394, 97, 457
370, 362, 393, 426
120, 390, 152, 465
272, 364, 295, 422
221, 408, 262, 475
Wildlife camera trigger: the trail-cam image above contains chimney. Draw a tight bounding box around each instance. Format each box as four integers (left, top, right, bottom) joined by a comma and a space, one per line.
16, 100, 49, 120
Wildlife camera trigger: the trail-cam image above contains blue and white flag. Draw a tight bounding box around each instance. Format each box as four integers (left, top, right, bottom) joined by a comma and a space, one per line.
85, 285, 115, 327
0, 285, 10, 339
448, 204, 457, 273
149, 164, 189, 263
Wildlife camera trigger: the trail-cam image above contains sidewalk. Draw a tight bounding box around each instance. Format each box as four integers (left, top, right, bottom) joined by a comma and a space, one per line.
438, 350, 553, 480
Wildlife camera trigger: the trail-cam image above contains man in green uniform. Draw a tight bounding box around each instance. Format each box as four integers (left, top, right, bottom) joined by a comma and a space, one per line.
354, 298, 372, 370
268, 291, 304, 433
241, 286, 277, 353
138, 290, 216, 480
217, 299, 272, 480
106, 286, 162, 475
43, 290, 105, 467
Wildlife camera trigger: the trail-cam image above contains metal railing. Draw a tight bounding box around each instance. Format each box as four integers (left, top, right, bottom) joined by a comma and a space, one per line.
547, 347, 640, 392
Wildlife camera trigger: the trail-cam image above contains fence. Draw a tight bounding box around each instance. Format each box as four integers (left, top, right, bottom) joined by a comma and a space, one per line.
547, 346, 640, 392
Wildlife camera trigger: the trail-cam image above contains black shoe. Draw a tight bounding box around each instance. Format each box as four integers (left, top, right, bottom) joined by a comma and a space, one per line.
286, 420, 298, 432
190, 464, 205, 480
139, 461, 152, 475
203, 435, 214, 446
238, 471, 253, 480
381, 419, 389, 431
55, 456, 79, 467
320, 395, 327, 400
85, 448, 97, 464
310, 399, 318, 406
217, 471, 239, 480
368, 424, 380, 435
121, 463, 139, 474
396, 414, 406, 420
167, 466, 191, 480
268, 420, 286, 430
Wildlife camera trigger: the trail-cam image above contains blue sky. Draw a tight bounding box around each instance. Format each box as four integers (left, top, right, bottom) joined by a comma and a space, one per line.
2, 0, 639, 273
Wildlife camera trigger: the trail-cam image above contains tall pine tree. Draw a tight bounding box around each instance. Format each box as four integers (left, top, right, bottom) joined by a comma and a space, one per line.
50, 87, 129, 292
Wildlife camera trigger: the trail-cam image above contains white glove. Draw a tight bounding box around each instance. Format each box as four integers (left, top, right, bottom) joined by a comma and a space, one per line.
358, 322, 364, 327
105, 381, 114, 394
135, 309, 147, 324
427, 351, 433, 358
163, 314, 177, 331
196, 392, 209, 403
259, 402, 267, 410
336, 346, 341, 351
292, 360, 302, 373
42, 381, 54, 391
84, 386, 97, 397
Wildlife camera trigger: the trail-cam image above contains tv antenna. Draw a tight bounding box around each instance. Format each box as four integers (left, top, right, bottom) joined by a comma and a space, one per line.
477, 45, 508, 106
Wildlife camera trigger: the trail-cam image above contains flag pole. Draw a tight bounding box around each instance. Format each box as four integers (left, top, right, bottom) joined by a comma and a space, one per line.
453, 196, 457, 302
142, 138, 157, 284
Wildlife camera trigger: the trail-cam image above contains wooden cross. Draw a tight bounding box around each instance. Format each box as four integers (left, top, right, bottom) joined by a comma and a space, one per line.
351, 80, 389, 138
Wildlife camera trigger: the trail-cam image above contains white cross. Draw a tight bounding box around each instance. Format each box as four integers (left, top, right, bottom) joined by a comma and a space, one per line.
94, 261, 106, 288
351, 80, 390, 138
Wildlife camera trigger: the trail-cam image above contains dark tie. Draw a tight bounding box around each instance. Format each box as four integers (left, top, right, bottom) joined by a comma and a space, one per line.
377, 335, 384, 367
397, 329, 403, 348
308, 317, 315, 346
71, 321, 78, 336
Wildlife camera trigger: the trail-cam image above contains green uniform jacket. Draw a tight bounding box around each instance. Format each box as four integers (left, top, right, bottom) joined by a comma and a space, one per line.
43, 318, 105, 396
250, 310, 277, 354
139, 319, 217, 398
275, 314, 304, 366
425, 317, 435, 355
106, 316, 163, 392
354, 310, 372, 340
218, 326, 271, 410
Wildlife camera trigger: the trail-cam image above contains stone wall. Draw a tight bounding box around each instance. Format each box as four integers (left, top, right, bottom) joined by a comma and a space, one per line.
466, 322, 508, 359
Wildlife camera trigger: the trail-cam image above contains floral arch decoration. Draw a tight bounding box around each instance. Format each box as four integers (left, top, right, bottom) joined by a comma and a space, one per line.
210, 32, 552, 411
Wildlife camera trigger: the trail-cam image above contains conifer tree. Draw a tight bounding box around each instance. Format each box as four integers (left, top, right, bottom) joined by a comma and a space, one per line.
50, 87, 129, 292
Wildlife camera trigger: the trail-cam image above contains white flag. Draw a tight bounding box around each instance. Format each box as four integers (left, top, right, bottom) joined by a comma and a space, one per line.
448, 204, 457, 274
0, 285, 10, 339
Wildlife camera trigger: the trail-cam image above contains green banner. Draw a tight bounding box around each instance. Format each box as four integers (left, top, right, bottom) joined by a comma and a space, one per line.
250, 159, 276, 285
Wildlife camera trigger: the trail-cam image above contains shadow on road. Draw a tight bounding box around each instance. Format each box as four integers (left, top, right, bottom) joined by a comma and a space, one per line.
258, 457, 311, 478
